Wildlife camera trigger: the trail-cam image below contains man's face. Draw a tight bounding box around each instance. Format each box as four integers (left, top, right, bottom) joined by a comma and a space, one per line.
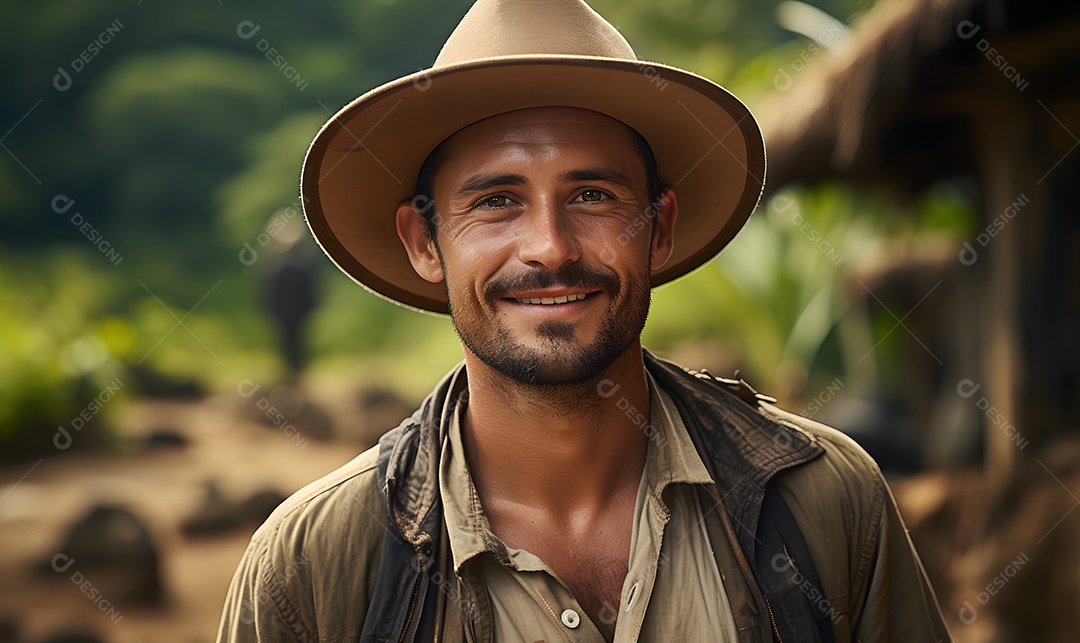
408, 107, 675, 385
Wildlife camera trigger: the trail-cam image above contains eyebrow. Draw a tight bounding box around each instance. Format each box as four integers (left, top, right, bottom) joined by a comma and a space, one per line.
557, 167, 634, 188
453, 166, 634, 199
455, 173, 528, 198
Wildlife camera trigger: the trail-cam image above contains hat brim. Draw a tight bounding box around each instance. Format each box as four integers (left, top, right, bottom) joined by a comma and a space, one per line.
302, 56, 765, 314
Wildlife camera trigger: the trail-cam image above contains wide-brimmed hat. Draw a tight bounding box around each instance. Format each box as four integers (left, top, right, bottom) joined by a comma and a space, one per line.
302, 0, 766, 314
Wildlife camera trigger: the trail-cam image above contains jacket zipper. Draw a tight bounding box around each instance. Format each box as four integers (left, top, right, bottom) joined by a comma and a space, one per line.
398, 555, 424, 643
762, 592, 783, 643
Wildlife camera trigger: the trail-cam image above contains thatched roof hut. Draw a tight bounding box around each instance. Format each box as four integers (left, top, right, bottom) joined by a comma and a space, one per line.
760, 0, 1078, 191
757, 0, 1080, 484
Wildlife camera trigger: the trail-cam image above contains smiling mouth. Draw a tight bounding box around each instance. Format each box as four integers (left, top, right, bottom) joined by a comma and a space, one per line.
512, 293, 591, 305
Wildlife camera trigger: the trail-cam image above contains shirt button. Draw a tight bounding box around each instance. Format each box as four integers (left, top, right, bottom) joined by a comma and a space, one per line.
561, 608, 580, 629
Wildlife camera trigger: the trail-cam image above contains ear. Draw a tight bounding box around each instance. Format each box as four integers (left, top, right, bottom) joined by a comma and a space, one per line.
395, 198, 444, 283
649, 188, 678, 272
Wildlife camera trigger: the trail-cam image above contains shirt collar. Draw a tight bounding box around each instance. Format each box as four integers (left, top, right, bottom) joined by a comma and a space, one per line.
643, 368, 715, 493
438, 371, 714, 573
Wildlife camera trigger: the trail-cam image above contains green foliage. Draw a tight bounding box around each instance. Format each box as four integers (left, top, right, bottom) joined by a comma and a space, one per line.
4, 0, 982, 444
86, 47, 285, 239
645, 184, 888, 390
216, 112, 327, 243
916, 181, 979, 235
0, 249, 128, 437
0, 245, 287, 441
308, 274, 463, 398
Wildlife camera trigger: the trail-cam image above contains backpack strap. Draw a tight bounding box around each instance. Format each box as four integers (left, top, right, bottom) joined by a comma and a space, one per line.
361, 427, 441, 643
754, 480, 836, 643
688, 366, 833, 642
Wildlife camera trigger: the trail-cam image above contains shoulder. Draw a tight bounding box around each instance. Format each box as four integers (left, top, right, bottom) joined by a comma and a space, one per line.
760, 402, 888, 495
250, 444, 384, 551
758, 404, 952, 639
759, 402, 888, 535
244, 444, 387, 593
758, 403, 891, 617
218, 445, 387, 642
647, 352, 882, 494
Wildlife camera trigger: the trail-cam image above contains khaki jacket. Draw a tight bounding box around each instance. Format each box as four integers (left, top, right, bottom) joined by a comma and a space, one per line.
216, 351, 952, 642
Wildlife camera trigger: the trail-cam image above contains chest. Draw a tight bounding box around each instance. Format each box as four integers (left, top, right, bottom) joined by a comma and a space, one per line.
488, 503, 635, 638
536, 530, 630, 621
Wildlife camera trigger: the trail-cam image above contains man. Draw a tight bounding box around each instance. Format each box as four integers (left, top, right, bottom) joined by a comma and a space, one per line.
217, 1, 952, 641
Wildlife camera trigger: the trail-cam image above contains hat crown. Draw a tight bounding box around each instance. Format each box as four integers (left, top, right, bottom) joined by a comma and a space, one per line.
434, 0, 637, 67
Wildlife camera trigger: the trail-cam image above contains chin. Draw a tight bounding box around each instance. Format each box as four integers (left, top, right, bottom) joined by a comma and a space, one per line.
451, 274, 650, 387
479, 329, 635, 387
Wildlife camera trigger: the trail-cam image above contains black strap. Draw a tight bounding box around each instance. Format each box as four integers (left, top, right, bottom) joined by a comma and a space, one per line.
691, 366, 834, 641
754, 481, 836, 643
361, 426, 439, 643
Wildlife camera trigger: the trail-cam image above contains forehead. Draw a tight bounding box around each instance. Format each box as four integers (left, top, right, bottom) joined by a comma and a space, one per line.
437, 107, 639, 171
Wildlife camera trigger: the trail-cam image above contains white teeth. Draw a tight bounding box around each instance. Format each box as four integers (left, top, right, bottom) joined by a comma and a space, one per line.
515, 293, 589, 305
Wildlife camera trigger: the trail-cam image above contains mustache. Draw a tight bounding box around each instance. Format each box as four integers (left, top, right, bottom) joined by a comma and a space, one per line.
484, 264, 619, 300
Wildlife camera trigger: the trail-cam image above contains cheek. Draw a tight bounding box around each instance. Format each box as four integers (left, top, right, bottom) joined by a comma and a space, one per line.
586, 216, 650, 270
442, 227, 515, 293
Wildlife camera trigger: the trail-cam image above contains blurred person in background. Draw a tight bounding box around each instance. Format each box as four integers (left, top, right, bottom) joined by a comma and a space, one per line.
261, 214, 316, 382
217, 1, 951, 641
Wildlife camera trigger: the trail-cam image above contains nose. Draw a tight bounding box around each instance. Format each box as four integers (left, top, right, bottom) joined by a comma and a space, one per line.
515, 200, 581, 270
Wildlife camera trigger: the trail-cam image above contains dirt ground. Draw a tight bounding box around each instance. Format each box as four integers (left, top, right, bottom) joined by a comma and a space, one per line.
0, 390, 368, 643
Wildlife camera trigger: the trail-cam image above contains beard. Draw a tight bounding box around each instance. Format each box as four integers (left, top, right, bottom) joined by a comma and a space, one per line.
446, 260, 651, 387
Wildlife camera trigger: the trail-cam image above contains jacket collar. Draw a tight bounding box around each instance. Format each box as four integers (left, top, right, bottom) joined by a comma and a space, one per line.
642, 350, 824, 557
376, 364, 467, 552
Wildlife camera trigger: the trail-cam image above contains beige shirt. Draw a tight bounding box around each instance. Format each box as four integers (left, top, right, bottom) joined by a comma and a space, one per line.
439, 373, 740, 642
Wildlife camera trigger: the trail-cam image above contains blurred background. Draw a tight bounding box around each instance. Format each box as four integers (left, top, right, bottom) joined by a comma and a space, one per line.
1, 0, 1078, 641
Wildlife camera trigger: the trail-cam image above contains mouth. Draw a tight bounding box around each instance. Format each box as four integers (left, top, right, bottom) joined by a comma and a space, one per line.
512, 292, 591, 305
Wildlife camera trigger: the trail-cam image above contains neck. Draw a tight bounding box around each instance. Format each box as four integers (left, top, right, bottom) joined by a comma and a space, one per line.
460, 344, 651, 512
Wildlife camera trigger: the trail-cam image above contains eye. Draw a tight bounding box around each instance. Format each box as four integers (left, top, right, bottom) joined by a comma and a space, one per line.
475, 195, 516, 210
576, 189, 608, 203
